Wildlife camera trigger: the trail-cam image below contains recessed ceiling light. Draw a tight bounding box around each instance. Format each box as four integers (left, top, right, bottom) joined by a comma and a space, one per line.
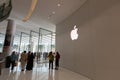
48, 15, 52, 19
57, 3, 61, 7
48, 16, 50, 19
52, 11, 55, 14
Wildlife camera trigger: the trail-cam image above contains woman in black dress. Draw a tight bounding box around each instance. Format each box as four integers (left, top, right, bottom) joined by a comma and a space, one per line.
26, 52, 35, 70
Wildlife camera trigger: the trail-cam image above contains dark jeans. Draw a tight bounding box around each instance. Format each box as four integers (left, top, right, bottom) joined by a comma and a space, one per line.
49, 60, 53, 69
11, 61, 15, 70
55, 60, 59, 69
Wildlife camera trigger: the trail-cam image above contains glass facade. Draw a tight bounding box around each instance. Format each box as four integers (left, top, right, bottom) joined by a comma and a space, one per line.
39, 28, 55, 53
0, 28, 55, 54
19, 32, 30, 53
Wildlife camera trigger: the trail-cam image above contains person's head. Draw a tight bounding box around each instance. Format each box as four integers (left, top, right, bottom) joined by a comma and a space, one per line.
56, 52, 59, 55
24, 51, 26, 53
12, 51, 16, 55
49, 51, 52, 55
28, 51, 31, 53
31, 52, 34, 55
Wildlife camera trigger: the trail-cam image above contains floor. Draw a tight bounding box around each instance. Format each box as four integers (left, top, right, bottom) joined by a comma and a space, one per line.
0, 60, 90, 80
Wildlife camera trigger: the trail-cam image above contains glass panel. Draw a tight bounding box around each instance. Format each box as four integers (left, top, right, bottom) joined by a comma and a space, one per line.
0, 33, 5, 52
42, 34, 52, 52
52, 33, 55, 52
12, 34, 20, 53
20, 32, 30, 53
30, 31, 39, 52
39, 28, 55, 53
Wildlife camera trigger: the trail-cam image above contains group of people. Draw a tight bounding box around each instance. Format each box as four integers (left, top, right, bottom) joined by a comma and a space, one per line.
10, 51, 35, 71
20, 51, 35, 71
48, 51, 60, 70
10, 50, 60, 71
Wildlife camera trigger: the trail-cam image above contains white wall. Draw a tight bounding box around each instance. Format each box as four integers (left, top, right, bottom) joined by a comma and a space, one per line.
56, 0, 120, 80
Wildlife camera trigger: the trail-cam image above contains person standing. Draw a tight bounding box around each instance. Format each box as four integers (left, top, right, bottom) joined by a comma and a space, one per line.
20, 51, 27, 71
26, 52, 35, 70
10, 51, 17, 70
48, 51, 54, 69
55, 52, 60, 70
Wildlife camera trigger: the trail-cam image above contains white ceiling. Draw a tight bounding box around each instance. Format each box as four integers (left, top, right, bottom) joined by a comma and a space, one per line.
0, 0, 87, 34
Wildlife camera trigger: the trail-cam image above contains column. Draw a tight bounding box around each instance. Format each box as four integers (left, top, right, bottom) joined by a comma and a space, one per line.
2, 19, 16, 68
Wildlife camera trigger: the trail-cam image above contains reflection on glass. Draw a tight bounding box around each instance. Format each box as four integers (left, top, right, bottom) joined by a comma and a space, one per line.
39, 29, 55, 53
30, 31, 39, 52
20, 33, 30, 53
0, 33, 5, 52
13, 34, 20, 52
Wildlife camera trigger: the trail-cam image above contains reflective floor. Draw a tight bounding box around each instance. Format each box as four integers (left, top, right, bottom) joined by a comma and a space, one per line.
0, 62, 90, 80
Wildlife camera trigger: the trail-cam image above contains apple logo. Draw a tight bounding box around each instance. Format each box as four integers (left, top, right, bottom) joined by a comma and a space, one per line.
70, 25, 79, 40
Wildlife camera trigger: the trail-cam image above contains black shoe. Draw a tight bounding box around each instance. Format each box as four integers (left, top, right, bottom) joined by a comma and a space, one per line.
55, 68, 58, 70
21, 69, 24, 71
11, 69, 13, 70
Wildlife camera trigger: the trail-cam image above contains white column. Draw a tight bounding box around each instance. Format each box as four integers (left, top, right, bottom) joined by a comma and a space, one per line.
2, 19, 16, 57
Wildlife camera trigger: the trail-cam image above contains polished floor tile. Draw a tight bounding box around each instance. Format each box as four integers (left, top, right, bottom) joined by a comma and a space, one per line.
0, 62, 90, 80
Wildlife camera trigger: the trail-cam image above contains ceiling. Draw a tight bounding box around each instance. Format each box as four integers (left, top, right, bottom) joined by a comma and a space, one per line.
0, 0, 87, 34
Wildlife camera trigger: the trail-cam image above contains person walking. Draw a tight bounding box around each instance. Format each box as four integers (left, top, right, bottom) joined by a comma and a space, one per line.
10, 51, 17, 70
20, 51, 27, 71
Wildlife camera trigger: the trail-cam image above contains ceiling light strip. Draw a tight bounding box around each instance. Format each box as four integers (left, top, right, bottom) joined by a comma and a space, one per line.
22, 0, 38, 22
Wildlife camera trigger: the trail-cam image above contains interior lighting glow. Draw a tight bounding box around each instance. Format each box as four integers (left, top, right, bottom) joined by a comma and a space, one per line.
70, 25, 79, 40
57, 3, 61, 7
52, 11, 55, 14
22, 0, 38, 22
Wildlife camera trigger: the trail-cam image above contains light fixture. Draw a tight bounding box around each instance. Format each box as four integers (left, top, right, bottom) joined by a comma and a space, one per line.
22, 0, 38, 22
70, 25, 79, 40
57, 3, 61, 7
52, 11, 55, 14
48, 15, 52, 19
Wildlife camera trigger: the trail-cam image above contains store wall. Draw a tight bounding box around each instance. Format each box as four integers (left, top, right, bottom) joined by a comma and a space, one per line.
56, 0, 120, 80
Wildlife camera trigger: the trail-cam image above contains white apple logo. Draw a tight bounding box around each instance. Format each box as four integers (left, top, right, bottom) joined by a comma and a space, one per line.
70, 25, 79, 40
